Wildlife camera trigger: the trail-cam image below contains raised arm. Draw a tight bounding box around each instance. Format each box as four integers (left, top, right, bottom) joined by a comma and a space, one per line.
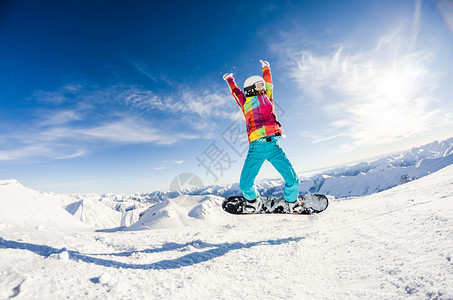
260, 60, 273, 101
223, 73, 246, 112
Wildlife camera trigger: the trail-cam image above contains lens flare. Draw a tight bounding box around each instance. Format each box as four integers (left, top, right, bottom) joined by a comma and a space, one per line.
432, 0, 453, 36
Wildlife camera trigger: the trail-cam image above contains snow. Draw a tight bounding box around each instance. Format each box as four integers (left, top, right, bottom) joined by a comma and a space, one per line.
50, 193, 149, 228
298, 137, 453, 197
1, 162, 453, 299
0, 179, 88, 230
127, 195, 228, 230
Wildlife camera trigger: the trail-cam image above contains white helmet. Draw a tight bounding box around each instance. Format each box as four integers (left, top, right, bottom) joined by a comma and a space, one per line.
243, 75, 265, 95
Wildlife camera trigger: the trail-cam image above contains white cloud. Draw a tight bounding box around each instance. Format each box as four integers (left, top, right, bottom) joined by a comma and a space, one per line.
75, 117, 163, 144
38, 108, 85, 127
0, 115, 198, 161
162, 160, 184, 165
0, 145, 51, 161
291, 46, 441, 151
73, 117, 198, 145
130, 61, 159, 83
278, 1, 450, 152
124, 85, 235, 118
120, 84, 237, 140
0, 80, 234, 160
0, 142, 87, 161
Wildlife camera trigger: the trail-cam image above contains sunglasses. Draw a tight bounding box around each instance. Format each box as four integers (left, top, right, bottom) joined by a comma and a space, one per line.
245, 81, 265, 93
255, 81, 266, 90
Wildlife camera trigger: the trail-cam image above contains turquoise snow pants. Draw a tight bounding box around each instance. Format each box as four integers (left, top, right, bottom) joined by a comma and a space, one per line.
239, 139, 300, 203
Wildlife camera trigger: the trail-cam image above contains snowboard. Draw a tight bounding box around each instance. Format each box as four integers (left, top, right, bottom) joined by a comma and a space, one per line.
222, 194, 329, 215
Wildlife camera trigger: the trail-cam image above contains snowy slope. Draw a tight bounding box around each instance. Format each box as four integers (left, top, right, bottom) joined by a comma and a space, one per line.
64, 199, 123, 228
0, 165, 452, 299
51, 192, 148, 213
50, 192, 149, 228
127, 195, 228, 230
0, 180, 88, 230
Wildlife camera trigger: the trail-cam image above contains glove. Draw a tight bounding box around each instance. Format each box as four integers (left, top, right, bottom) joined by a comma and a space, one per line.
260, 60, 270, 68
223, 73, 234, 81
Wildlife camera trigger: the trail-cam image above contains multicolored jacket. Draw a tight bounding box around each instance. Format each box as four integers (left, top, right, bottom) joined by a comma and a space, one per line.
226, 66, 283, 142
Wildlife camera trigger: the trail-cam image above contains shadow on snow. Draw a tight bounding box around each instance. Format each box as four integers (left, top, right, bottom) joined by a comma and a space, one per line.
0, 236, 304, 270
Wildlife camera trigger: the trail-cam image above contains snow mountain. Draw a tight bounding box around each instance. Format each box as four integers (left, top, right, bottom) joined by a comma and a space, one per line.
52, 193, 149, 228
149, 137, 453, 199
299, 137, 453, 197
127, 195, 228, 230
0, 180, 88, 230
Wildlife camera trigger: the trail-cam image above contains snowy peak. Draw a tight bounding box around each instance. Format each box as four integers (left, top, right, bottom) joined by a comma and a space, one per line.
64, 199, 122, 228
326, 137, 453, 177
298, 138, 453, 197
0, 179, 22, 187
0, 179, 88, 230
149, 137, 453, 199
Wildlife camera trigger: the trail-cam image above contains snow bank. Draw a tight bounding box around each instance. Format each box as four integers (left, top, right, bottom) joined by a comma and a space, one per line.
0, 180, 88, 229
127, 195, 228, 230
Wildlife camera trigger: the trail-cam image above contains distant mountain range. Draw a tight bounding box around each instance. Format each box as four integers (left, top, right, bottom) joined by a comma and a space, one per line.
96, 137, 453, 201
299, 137, 453, 197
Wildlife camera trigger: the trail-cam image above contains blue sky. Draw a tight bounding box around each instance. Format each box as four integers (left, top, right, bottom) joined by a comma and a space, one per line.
1, 0, 453, 193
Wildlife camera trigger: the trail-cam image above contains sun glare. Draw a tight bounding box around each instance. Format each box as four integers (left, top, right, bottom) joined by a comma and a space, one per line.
293, 43, 437, 151
348, 56, 433, 147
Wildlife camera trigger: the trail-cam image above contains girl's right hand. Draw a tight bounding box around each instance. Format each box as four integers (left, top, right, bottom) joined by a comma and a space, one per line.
223, 73, 233, 80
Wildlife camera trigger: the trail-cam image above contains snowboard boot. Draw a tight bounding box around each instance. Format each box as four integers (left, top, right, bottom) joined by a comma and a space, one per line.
243, 197, 263, 213
288, 198, 304, 213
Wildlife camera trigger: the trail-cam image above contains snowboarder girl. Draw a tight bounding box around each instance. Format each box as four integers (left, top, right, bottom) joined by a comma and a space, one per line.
223, 60, 302, 213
